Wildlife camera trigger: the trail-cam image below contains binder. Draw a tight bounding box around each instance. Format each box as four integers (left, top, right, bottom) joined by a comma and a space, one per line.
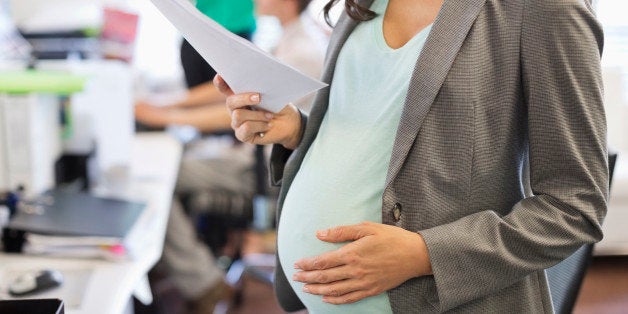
7, 189, 145, 238
4, 190, 145, 259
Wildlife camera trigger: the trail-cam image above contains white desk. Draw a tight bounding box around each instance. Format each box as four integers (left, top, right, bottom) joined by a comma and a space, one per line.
0, 132, 182, 314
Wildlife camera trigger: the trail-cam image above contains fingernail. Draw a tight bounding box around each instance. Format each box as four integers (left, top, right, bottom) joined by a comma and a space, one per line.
267, 123, 273, 128
250, 94, 260, 102
317, 229, 328, 237
294, 263, 301, 269
302, 286, 310, 293
265, 113, 273, 120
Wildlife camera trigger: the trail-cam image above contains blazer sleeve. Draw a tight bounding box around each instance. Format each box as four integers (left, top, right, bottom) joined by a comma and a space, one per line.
269, 110, 308, 186
418, 0, 607, 311
274, 256, 306, 311
270, 109, 309, 311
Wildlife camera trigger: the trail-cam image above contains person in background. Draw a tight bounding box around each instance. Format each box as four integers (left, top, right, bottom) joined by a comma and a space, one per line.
134, 0, 327, 126
216, 0, 608, 312
255, 0, 328, 112
134, 0, 256, 132
138, 1, 255, 314
135, 0, 327, 313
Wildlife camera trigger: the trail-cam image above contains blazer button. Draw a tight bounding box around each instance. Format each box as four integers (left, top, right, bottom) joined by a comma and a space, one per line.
392, 203, 402, 222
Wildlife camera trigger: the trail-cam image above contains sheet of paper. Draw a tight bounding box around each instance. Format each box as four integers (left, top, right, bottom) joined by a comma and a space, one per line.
150, 0, 327, 112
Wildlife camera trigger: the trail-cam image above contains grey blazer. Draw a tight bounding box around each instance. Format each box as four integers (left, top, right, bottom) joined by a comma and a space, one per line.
269, 0, 608, 312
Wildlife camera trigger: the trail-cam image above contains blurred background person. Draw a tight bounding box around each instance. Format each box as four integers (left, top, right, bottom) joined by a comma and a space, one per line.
134, 0, 328, 313
142, 1, 255, 314
134, 0, 327, 128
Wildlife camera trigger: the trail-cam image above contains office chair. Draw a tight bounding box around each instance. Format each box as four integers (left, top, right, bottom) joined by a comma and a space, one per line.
186, 144, 271, 264
546, 152, 617, 314
230, 146, 282, 302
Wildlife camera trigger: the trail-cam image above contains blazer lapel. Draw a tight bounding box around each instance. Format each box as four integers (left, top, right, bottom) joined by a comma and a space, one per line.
385, 0, 486, 186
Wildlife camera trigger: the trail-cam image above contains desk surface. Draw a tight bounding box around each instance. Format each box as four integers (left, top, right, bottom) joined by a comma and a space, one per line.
0, 132, 182, 314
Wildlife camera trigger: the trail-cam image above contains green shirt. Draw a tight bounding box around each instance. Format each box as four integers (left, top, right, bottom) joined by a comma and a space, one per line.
195, 0, 255, 34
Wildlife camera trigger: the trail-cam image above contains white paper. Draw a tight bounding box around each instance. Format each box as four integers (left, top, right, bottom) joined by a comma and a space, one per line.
150, 0, 327, 112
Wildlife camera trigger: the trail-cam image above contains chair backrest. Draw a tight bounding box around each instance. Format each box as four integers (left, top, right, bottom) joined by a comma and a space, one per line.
546, 152, 617, 314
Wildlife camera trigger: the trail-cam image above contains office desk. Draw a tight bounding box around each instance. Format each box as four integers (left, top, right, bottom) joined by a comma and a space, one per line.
0, 132, 182, 314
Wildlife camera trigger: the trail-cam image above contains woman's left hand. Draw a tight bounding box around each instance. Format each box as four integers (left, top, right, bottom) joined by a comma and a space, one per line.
292, 221, 432, 305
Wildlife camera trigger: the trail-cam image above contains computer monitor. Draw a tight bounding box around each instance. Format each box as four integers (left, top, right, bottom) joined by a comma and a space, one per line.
7, 0, 102, 59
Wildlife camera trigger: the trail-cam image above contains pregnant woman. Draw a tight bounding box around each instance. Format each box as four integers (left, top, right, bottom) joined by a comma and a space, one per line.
216, 0, 608, 312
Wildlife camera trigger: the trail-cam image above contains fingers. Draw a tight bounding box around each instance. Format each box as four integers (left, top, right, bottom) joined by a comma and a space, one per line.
299, 278, 380, 304
322, 289, 380, 305
302, 279, 364, 298
213, 74, 233, 96
316, 222, 376, 243
295, 223, 376, 271
214, 74, 262, 112
231, 109, 273, 129
294, 248, 349, 271
296, 268, 381, 305
225, 93, 273, 145
215, 73, 262, 112
235, 120, 272, 144
293, 247, 382, 305
292, 265, 353, 284
226, 92, 261, 112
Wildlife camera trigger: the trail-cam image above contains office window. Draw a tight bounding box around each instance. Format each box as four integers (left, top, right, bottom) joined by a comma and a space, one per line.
597, 1, 628, 68
597, 1, 628, 173
127, 0, 183, 88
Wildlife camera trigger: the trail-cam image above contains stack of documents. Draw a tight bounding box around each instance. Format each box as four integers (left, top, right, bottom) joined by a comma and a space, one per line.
22, 234, 128, 260
6, 190, 146, 260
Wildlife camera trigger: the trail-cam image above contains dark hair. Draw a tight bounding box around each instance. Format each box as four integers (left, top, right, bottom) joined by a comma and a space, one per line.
323, 0, 377, 26
297, 0, 312, 13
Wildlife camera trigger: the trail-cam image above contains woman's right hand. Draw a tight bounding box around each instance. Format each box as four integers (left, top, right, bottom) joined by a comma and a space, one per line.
213, 75, 302, 149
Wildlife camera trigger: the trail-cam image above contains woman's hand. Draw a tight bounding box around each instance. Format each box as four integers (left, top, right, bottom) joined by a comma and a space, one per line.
292, 222, 433, 305
213, 75, 302, 149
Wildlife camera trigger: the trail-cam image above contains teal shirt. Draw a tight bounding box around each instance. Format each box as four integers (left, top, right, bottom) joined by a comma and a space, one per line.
277, 0, 433, 312
195, 0, 255, 34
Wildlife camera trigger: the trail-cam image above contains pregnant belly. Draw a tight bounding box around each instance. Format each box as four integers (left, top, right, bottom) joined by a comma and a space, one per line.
276, 195, 393, 313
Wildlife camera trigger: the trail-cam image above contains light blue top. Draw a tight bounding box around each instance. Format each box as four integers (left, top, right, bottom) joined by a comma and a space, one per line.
277, 0, 432, 312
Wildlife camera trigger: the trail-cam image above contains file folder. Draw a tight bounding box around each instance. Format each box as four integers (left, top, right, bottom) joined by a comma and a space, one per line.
7, 190, 145, 238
